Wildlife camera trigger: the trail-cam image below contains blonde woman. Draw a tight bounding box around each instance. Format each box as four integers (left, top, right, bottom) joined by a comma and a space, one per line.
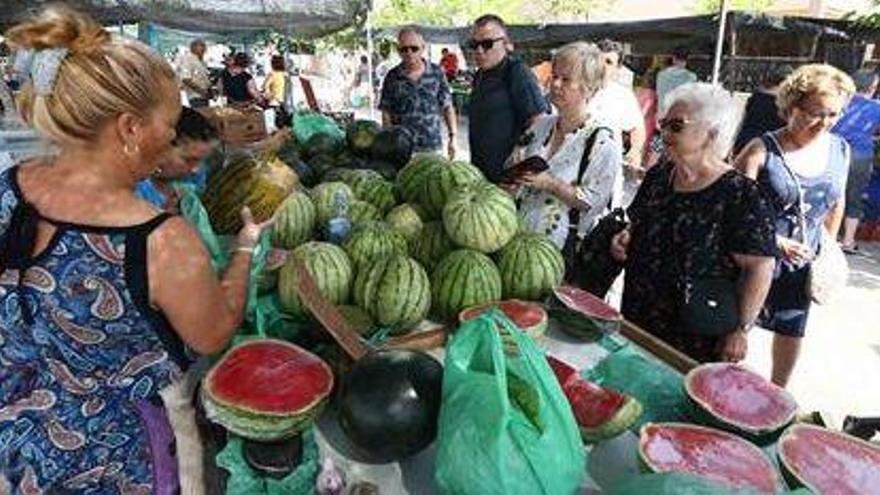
735, 64, 855, 387
0, 7, 270, 493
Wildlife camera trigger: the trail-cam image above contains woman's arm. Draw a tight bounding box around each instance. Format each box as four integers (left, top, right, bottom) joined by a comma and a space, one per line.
824, 198, 845, 238
732, 137, 767, 180
718, 253, 775, 362
247, 78, 261, 102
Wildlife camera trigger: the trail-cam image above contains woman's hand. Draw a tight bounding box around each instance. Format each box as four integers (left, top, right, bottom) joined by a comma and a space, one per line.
236, 206, 275, 250
518, 172, 556, 191
777, 236, 813, 266
610, 228, 631, 263
718, 329, 748, 362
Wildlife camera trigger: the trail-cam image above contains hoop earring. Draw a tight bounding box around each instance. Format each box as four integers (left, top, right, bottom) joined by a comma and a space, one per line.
123, 142, 140, 157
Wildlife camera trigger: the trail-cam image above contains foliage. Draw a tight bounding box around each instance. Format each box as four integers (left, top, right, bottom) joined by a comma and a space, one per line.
692, 0, 773, 14
372, 0, 617, 27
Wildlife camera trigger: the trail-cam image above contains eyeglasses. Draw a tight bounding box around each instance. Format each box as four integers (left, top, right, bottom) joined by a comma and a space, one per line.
659, 117, 695, 134
398, 45, 421, 54
467, 37, 504, 52
797, 106, 840, 121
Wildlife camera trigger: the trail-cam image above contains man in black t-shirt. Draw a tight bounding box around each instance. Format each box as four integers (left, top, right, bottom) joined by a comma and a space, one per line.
467, 15, 549, 182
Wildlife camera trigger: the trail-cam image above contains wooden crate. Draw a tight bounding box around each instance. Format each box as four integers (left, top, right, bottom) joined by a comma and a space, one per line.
198, 107, 267, 145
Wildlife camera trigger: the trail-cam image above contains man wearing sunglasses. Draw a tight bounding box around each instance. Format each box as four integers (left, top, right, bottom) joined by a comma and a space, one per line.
379, 27, 457, 159
467, 14, 549, 182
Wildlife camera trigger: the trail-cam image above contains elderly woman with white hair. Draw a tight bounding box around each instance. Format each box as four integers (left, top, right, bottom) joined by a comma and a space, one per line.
610, 82, 777, 363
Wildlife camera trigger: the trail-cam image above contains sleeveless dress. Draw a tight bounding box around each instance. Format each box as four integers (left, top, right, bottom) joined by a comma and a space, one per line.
0, 166, 194, 494
756, 132, 849, 337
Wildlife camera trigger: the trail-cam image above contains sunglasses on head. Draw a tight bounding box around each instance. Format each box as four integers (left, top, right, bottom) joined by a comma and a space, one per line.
467, 37, 504, 51
658, 117, 694, 134
398, 45, 421, 54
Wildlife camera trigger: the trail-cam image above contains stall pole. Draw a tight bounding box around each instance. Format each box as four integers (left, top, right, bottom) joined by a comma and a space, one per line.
365, 9, 377, 121
711, 0, 730, 85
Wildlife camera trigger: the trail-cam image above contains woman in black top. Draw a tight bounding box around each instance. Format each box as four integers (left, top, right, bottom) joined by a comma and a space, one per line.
732, 65, 793, 156
611, 83, 776, 363
222, 52, 261, 104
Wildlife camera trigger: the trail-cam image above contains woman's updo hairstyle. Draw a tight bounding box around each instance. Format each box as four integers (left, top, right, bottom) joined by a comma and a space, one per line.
5, 6, 177, 147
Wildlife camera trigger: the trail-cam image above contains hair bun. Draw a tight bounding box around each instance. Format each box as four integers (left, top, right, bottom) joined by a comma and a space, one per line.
5, 6, 109, 54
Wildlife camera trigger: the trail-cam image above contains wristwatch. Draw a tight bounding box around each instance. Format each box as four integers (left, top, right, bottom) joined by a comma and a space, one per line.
735, 321, 753, 334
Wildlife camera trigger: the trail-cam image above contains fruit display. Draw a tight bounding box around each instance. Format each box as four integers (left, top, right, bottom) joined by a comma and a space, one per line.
278, 242, 353, 318
353, 254, 431, 329
443, 181, 518, 253
431, 249, 502, 320
310, 181, 354, 224
271, 189, 316, 249
497, 234, 565, 300
385, 203, 423, 242
397, 152, 445, 204
417, 160, 484, 219
349, 199, 383, 227
349, 175, 397, 214
343, 222, 409, 272
201, 339, 333, 441
459, 300, 548, 339
409, 221, 456, 272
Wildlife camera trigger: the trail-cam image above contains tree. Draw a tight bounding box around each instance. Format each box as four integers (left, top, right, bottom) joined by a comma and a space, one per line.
373, 0, 617, 27
692, 0, 773, 14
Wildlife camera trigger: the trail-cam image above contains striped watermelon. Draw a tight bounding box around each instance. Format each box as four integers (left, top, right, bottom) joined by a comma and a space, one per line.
322, 167, 358, 184
351, 177, 398, 214
343, 222, 409, 272
311, 182, 354, 224
354, 255, 431, 330
417, 160, 483, 219
409, 221, 455, 272
272, 190, 316, 249
202, 155, 298, 234
497, 234, 565, 300
397, 153, 446, 204
443, 182, 518, 253
431, 249, 502, 320
386, 203, 423, 242
278, 242, 353, 318
350, 200, 383, 227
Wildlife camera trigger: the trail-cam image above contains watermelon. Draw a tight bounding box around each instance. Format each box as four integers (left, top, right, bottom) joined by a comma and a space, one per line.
365, 159, 398, 181
409, 221, 455, 272
354, 255, 431, 330
343, 222, 408, 272
321, 167, 358, 184
371, 125, 414, 167
443, 181, 518, 253
308, 153, 338, 179
278, 242, 353, 318
418, 160, 484, 219
778, 423, 880, 494
431, 249, 502, 320
311, 182, 354, 225
397, 153, 446, 204
459, 300, 548, 338
304, 132, 341, 159
334, 150, 368, 171
272, 190, 316, 249
343, 168, 384, 187
346, 119, 381, 156
350, 177, 397, 214
201, 339, 333, 441
639, 423, 781, 493
685, 363, 798, 442
547, 355, 642, 443
349, 200, 383, 227
553, 285, 621, 334
497, 234, 565, 300
202, 155, 297, 234
385, 204, 423, 242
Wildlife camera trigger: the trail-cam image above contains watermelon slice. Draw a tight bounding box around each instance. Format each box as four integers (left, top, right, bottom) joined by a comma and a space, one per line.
459, 299, 548, 338
778, 423, 880, 494
546, 355, 642, 443
202, 339, 334, 441
685, 363, 798, 442
552, 285, 620, 336
639, 422, 781, 493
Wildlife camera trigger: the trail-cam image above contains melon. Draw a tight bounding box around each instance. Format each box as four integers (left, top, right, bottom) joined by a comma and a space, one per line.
371, 125, 414, 167
778, 423, 880, 494
271, 190, 316, 249
553, 285, 621, 336
351, 177, 397, 214
201, 339, 333, 441
278, 242, 353, 318
342, 168, 384, 188
397, 153, 446, 204
321, 167, 358, 184
639, 423, 780, 493
202, 155, 297, 234
354, 255, 431, 330
547, 355, 642, 443
311, 182, 354, 225
431, 249, 502, 320
497, 234, 565, 300
350, 200, 383, 227
443, 181, 518, 253
385, 204, 423, 242
418, 160, 484, 219
346, 119, 381, 156
409, 221, 455, 272
459, 300, 547, 339
343, 222, 408, 272
685, 363, 797, 442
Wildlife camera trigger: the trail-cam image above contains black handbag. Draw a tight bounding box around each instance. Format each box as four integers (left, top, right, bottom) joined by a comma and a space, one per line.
677, 276, 739, 336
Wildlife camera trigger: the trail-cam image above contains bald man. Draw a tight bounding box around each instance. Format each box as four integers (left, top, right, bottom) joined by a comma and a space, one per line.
379, 27, 457, 159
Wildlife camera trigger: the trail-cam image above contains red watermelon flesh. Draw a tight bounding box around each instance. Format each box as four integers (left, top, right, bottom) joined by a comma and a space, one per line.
205, 339, 333, 415
686, 363, 797, 434
553, 285, 620, 321
459, 299, 547, 335
778, 423, 880, 495
639, 423, 780, 493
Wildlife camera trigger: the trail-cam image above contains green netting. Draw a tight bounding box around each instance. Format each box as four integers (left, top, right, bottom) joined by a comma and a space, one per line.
216, 430, 320, 495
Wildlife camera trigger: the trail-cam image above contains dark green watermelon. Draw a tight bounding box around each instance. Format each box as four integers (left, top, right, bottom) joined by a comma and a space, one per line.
372, 126, 415, 168
346, 120, 381, 157
307, 153, 338, 179
335, 149, 368, 171
365, 160, 398, 181
283, 156, 317, 187
304, 132, 342, 159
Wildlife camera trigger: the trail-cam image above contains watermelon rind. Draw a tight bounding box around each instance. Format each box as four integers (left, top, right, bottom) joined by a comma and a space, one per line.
201, 339, 334, 441
684, 363, 798, 444
553, 285, 621, 323
580, 396, 643, 443
458, 300, 548, 339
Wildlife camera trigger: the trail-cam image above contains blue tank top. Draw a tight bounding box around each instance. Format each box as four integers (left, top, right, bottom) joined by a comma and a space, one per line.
0, 166, 191, 493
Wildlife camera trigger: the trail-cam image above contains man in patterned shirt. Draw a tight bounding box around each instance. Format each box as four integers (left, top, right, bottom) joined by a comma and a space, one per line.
379, 27, 458, 158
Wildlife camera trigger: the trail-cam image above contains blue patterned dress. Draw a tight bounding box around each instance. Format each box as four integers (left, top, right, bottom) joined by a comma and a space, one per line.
0, 166, 192, 494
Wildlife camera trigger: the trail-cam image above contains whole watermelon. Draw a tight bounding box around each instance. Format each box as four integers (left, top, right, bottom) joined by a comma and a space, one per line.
344, 169, 384, 188
304, 132, 342, 159
343, 222, 409, 272
431, 249, 502, 320
350, 200, 383, 227
311, 182, 354, 224
272, 190, 317, 249
409, 221, 454, 272
397, 153, 447, 205
351, 178, 397, 214
371, 126, 414, 168
334, 149, 368, 171
278, 242, 353, 318
308, 153, 338, 179
366, 160, 398, 181
443, 181, 518, 253
497, 234, 565, 300
321, 167, 358, 184
354, 255, 431, 330
346, 120, 382, 157
417, 160, 484, 219
386, 204, 423, 242
202, 155, 298, 234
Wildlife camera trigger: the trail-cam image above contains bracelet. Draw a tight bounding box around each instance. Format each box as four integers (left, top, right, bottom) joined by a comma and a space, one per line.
235, 246, 255, 254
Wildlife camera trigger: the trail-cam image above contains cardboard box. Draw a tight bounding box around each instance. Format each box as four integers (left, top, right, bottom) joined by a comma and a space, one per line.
198, 106, 267, 145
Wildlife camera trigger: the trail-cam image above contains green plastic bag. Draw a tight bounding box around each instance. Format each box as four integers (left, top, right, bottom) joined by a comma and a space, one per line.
435, 310, 586, 495
215, 429, 320, 495
292, 111, 344, 145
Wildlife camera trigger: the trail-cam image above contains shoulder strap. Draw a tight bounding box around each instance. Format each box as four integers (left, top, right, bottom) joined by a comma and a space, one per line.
766, 133, 808, 244
568, 126, 614, 230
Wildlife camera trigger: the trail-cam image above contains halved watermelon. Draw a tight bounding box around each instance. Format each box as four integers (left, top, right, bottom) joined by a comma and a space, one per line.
778, 423, 880, 494
546, 355, 642, 443
202, 339, 334, 441
685, 363, 797, 443
459, 299, 547, 338
639, 422, 781, 494
553, 285, 620, 336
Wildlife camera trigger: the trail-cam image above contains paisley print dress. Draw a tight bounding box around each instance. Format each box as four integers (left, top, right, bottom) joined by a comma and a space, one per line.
0, 167, 192, 494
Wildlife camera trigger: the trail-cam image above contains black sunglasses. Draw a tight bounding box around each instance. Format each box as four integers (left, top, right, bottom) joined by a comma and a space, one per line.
398, 45, 421, 54
467, 37, 504, 51
659, 117, 694, 134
